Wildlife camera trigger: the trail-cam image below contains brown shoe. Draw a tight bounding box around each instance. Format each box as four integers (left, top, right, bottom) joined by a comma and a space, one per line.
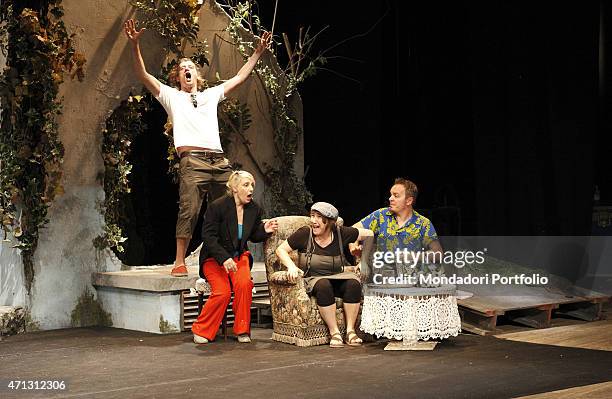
329, 332, 344, 348
346, 330, 363, 346
171, 264, 188, 277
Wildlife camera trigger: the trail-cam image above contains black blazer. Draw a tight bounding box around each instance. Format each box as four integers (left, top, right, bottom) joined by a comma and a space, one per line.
199, 195, 270, 278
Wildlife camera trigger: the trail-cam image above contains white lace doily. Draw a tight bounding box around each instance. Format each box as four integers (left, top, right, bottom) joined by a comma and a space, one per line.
360, 293, 462, 341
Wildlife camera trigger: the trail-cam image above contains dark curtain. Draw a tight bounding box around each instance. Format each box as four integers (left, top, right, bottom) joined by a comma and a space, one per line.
378, 1, 601, 235
229, 1, 605, 236
468, 2, 599, 235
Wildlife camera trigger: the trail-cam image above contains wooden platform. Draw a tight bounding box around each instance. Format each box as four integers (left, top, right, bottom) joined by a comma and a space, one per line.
502, 320, 612, 398
515, 381, 612, 399
495, 319, 612, 351
457, 284, 610, 335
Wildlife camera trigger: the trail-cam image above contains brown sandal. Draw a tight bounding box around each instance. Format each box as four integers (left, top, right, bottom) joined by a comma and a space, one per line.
346, 330, 363, 346
329, 332, 344, 348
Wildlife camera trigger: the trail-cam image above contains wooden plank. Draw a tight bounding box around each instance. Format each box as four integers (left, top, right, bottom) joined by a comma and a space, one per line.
461, 321, 495, 336
457, 284, 610, 316
560, 285, 611, 301
459, 306, 498, 335
514, 381, 612, 399
496, 319, 612, 352
457, 297, 503, 316
460, 295, 565, 314
506, 305, 554, 329
555, 301, 603, 321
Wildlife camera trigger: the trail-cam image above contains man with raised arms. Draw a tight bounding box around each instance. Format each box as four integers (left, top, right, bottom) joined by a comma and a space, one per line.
124, 19, 271, 276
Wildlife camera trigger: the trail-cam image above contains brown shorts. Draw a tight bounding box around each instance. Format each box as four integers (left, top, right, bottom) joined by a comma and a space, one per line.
176, 152, 233, 239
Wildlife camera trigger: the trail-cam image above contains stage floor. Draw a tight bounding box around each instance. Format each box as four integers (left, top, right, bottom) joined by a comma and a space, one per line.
1, 319, 611, 399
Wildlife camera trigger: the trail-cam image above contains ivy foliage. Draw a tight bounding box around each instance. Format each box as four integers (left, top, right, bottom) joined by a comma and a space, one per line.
0, 0, 85, 291
129, 0, 204, 57
94, 94, 150, 252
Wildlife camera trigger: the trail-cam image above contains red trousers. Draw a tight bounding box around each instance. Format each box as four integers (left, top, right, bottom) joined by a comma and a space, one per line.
191, 252, 253, 340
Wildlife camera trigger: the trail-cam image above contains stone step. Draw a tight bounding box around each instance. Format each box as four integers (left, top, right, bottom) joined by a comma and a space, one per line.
92, 262, 269, 334
93, 262, 268, 292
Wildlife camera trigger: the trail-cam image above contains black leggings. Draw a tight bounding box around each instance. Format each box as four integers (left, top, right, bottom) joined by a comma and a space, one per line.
311, 278, 362, 307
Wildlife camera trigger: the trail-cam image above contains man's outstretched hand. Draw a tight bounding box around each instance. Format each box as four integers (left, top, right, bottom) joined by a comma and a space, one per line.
124, 19, 146, 45
254, 31, 272, 56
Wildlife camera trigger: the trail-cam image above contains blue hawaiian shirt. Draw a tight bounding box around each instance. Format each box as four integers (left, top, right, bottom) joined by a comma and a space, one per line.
358, 208, 438, 253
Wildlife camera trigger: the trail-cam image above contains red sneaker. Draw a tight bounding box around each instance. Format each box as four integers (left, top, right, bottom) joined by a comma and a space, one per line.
171, 264, 188, 277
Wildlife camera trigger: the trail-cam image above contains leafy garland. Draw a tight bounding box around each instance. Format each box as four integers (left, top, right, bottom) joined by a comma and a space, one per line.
0, 0, 85, 291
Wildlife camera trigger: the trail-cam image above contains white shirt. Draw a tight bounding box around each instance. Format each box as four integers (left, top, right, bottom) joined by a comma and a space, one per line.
155, 83, 226, 151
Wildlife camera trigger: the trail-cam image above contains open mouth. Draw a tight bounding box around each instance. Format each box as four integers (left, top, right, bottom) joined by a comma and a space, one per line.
185, 71, 192, 82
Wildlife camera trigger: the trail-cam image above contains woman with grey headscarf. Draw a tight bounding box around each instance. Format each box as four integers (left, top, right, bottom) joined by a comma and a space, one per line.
276, 202, 373, 347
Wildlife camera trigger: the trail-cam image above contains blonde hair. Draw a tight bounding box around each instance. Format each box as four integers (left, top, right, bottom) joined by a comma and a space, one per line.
226, 170, 255, 196
167, 58, 207, 90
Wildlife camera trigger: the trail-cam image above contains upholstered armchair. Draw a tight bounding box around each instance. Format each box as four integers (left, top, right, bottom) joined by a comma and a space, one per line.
263, 216, 354, 347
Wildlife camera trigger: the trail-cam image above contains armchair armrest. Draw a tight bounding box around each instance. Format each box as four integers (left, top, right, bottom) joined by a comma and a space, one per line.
195, 278, 211, 294
269, 271, 298, 286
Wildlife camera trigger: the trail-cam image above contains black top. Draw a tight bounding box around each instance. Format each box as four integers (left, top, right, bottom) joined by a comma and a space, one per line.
287, 225, 359, 265
199, 195, 270, 277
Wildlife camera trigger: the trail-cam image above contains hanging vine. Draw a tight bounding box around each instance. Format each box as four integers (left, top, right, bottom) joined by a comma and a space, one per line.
0, 0, 86, 291
221, 1, 328, 215
93, 94, 150, 252
129, 0, 203, 56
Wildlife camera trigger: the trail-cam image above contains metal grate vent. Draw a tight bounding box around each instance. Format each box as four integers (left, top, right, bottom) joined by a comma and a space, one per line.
181, 282, 271, 331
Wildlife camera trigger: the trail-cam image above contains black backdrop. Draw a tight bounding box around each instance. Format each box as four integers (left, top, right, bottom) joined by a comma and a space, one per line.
255, 0, 610, 235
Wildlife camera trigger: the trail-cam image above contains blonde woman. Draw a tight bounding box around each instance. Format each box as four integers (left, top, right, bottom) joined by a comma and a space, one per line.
192, 171, 278, 344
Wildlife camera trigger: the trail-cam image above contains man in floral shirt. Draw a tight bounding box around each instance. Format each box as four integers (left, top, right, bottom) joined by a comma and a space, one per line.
351, 178, 443, 274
